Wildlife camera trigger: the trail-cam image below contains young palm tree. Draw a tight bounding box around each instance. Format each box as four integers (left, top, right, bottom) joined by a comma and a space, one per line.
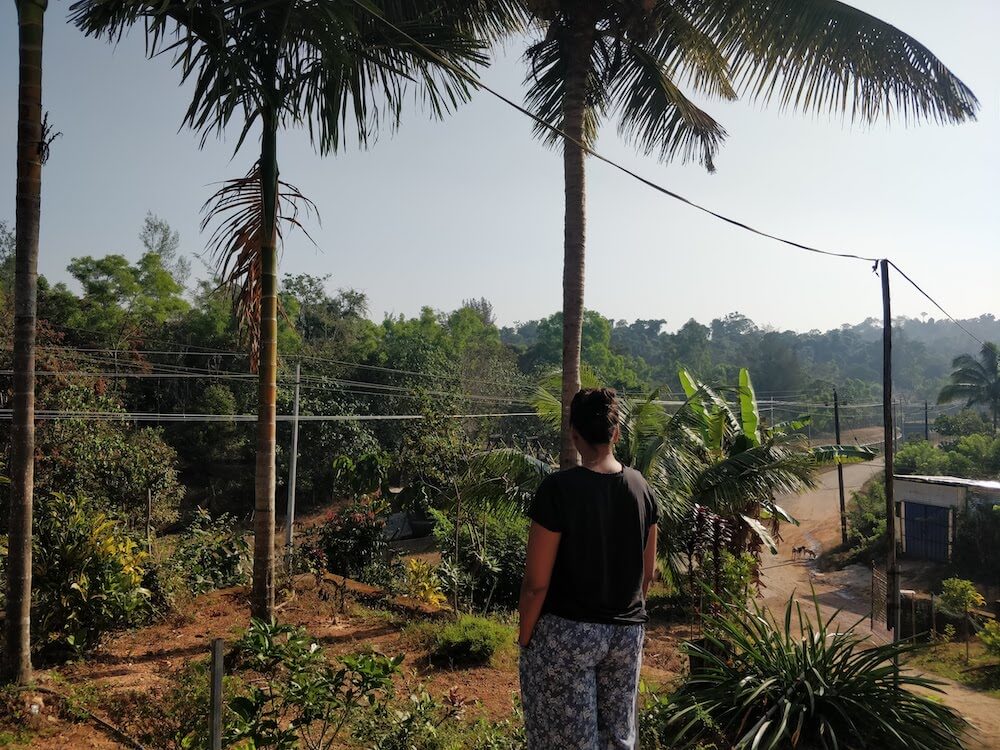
71, 0, 517, 619
521, 0, 979, 469
4, 0, 47, 686
938, 342, 1000, 434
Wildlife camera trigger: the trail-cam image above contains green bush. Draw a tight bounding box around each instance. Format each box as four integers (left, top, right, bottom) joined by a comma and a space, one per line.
430, 615, 510, 667
845, 477, 887, 562
433, 509, 528, 612
935, 409, 992, 437
664, 595, 967, 750
979, 619, 1000, 658
953, 502, 1000, 586
32, 493, 152, 654
318, 497, 394, 585
171, 508, 249, 595
230, 619, 403, 750
939, 577, 985, 617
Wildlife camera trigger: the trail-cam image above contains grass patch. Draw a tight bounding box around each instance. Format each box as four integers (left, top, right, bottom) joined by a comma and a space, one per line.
414, 615, 515, 668
905, 641, 1000, 699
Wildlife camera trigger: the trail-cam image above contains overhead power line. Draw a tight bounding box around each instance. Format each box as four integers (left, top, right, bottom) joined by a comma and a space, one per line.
0, 409, 538, 423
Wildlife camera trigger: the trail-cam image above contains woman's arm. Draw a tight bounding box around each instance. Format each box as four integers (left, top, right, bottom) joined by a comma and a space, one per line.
642, 524, 658, 597
518, 522, 561, 647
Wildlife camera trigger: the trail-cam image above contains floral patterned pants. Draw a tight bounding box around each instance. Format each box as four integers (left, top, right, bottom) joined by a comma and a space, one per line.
519, 614, 644, 749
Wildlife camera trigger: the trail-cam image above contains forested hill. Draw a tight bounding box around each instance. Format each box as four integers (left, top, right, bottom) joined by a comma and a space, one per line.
501, 312, 1000, 403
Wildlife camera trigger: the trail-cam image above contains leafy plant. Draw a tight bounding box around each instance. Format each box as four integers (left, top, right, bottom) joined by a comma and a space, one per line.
318, 498, 393, 585
432, 509, 528, 612
32, 492, 152, 654
171, 508, 249, 595
979, 619, 1000, 659
230, 619, 403, 750
429, 615, 511, 667
665, 594, 967, 750
940, 577, 986, 662
353, 686, 465, 750
331, 452, 389, 499
402, 558, 447, 608
845, 476, 888, 562
940, 577, 986, 616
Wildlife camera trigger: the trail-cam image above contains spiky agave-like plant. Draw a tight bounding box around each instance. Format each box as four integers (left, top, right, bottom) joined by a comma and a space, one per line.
667, 594, 968, 750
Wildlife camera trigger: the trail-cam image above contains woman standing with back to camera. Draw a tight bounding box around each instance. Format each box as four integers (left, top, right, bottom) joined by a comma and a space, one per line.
518, 388, 659, 749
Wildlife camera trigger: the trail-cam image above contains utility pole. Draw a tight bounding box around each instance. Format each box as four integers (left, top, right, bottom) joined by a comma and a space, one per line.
881, 260, 901, 660
834, 388, 848, 547
284, 363, 301, 556
924, 401, 930, 441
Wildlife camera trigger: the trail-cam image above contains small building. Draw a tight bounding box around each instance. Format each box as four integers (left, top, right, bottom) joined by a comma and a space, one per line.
894, 475, 1000, 562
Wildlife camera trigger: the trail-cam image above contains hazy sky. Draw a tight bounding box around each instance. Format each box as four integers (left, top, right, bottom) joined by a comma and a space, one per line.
1, 1, 997, 333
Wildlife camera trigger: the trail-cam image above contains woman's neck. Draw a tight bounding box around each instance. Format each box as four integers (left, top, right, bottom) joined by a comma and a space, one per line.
578, 448, 621, 474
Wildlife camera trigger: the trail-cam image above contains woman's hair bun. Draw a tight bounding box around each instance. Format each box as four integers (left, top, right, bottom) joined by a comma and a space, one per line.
570, 387, 620, 445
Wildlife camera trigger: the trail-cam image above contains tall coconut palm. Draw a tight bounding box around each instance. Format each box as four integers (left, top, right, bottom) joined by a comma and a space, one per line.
522, 0, 979, 469
4, 0, 47, 685
938, 342, 1000, 434
71, 0, 518, 619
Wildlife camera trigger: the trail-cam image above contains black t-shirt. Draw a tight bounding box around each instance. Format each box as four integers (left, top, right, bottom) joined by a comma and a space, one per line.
528, 465, 659, 625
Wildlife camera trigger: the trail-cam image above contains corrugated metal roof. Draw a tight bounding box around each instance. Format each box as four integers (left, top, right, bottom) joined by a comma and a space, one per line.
894, 474, 1000, 492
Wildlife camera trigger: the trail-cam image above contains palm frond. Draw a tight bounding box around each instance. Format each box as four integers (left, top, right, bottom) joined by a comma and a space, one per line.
611, 42, 726, 171
694, 0, 979, 125
457, 448, 554, 520
523, 27, 605, 149
200, 161, 318, 369
72, 0, 493, 153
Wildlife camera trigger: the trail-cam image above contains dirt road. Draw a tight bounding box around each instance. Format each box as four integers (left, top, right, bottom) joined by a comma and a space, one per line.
759, 460, 1000, 749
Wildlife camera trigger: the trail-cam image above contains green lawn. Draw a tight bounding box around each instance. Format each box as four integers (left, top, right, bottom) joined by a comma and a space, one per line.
906, 641, 1000, 699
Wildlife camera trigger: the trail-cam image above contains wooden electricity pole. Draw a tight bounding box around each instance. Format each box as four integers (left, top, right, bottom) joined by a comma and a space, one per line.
881, 259, 901, 653
834, 388, 848, 547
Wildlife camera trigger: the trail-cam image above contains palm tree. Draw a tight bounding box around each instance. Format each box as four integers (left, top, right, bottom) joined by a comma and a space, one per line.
71, 0, 516, 619
521, 0, 979, 469
4, 0, 47, 685
938, 342, 1000, 434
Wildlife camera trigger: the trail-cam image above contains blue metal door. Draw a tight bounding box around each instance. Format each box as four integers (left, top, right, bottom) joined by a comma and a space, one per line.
904, 502, 950, 562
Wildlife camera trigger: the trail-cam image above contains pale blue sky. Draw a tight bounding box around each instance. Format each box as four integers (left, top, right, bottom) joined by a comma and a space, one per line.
1, 1, 997, 332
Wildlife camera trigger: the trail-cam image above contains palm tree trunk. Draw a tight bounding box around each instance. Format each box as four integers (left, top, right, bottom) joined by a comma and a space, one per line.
5, 0, 46, 685
558, 19, 595, 470
251, 110, 279, 621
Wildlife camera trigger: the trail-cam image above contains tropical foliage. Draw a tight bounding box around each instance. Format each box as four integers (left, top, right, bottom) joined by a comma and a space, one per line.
938, 342, 1000, 433
665, 594, 967, 750
29, 493, 152, 655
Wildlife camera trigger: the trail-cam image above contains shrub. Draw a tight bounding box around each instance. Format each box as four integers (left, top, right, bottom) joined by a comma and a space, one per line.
939, 577, 985, 617
845, 477, 887, 562
319, 497, 394, 584
171, 508, 249, 595
953, 502, 1000, 587
402, 558, 447, 607
979, 619, 1000, 658
353, 686, 464, 750
32, 493, 151, 654
935, 409, 992, 437
432, 509, 528, 612
664, 595, 967, 750
430, 615, 510, 667
231, 619, 403, 750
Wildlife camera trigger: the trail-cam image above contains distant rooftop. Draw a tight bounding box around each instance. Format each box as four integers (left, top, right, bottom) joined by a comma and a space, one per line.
894, 475, 1000, 492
